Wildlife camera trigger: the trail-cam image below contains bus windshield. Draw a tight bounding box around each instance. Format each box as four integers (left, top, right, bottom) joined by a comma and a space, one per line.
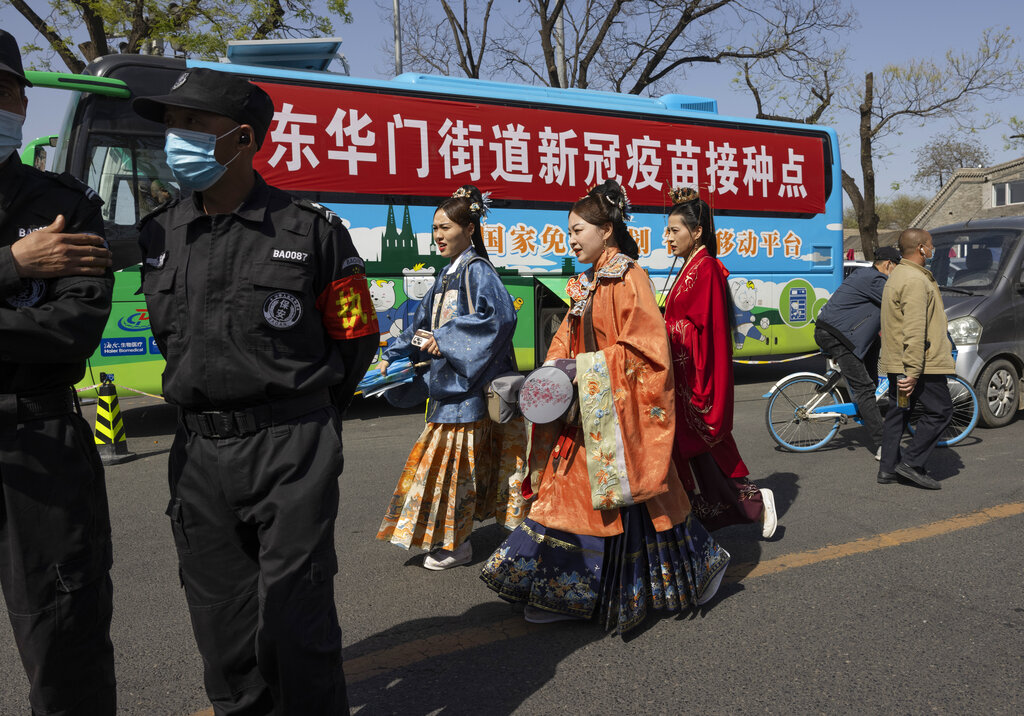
84, 134, 180, 268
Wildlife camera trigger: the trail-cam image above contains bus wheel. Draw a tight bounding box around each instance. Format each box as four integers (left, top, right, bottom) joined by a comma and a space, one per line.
975, 359, 1019, 428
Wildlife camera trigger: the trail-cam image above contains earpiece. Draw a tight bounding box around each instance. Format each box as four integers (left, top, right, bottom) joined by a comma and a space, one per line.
239, 133, 250, 145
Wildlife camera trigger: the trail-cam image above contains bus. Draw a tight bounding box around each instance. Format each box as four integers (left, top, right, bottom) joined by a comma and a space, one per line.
30, 40, 843, 397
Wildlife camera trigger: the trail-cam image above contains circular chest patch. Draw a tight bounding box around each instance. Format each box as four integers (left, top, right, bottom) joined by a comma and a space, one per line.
6, 279, 46, 308
262, 291, 303, 329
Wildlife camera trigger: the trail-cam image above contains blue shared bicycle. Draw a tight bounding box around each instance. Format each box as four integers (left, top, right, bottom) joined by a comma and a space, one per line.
763, 356, 979, 452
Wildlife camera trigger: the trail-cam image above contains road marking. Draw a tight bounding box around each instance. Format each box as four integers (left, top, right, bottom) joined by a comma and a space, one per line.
185, 500, 1024, 711
732, 500, 1024, 579
343, 501, 1024, 684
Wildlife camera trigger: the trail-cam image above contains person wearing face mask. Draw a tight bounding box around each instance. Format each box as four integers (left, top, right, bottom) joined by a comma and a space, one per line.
481, 180, 730, 635
375, 185, 526, 570
133, 68, 379, 714
662, 187, 778, 539
877, 228, 954, 490
0, 30, 117, 716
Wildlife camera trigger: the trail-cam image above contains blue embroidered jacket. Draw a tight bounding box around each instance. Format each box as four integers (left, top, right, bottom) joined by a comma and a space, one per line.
383, 250, 516, 423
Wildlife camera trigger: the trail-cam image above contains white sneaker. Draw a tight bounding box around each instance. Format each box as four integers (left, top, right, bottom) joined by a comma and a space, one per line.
760, 488, 778, 539
875, 447, 882, 461
523, 605, 584, 623
422, 541, 472, 570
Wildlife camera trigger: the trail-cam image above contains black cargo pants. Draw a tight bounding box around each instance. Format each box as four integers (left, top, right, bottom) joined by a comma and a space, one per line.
0, 412, 116, 716
168, 405, 349, 716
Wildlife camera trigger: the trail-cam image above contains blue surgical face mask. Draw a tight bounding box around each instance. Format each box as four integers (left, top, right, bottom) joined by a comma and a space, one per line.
0, 108, 25, 164
164, 125, 241, 192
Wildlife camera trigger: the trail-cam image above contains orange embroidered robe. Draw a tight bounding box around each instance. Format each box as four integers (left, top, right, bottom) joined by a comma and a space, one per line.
525, 249, 691, 537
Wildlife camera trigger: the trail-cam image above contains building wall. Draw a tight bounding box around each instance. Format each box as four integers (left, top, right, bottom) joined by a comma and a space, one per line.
915, 158, 1024, 230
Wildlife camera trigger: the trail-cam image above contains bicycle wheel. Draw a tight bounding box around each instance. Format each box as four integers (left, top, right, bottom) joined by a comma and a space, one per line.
765, 375, 845, 451
907, 376, 979, 447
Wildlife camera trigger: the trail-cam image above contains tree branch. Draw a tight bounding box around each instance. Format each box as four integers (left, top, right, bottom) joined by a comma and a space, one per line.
10, 0, 84, 72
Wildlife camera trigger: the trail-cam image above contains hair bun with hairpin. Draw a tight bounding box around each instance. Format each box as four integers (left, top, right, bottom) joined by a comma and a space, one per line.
451, 184, 491, 220
589, 179, 632, 222
668, 186, 700, 206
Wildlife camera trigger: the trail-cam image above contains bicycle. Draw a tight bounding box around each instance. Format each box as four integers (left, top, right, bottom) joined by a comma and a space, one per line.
763, 355, 979, 452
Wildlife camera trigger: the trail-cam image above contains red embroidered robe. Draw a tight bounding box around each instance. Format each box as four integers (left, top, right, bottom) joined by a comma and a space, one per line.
664, 246, 749, 480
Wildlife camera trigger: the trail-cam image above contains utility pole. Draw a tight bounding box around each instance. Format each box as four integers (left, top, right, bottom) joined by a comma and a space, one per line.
555, 3, 567, 88
393, 0, 403, 76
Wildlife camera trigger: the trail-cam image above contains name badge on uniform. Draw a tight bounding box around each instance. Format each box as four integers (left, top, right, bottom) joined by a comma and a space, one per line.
263, 291, 303, 329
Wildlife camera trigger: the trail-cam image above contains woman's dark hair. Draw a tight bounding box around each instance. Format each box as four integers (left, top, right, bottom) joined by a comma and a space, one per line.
436, 184, 490, 262
570, 179, 640, 260
668, 187, 717, 258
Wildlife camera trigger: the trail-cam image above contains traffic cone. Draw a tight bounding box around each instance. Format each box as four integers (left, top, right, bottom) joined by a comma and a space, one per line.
93, 373, 133, 465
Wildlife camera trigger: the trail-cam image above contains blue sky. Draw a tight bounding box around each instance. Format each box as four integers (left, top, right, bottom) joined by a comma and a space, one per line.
4, 0, 1023, 209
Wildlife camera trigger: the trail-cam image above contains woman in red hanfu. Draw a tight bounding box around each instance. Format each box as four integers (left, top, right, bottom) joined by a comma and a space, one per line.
663, 187, 778, 539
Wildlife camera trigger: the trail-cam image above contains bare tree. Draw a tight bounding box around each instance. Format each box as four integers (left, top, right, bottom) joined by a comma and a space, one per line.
913, 134, 992, 190
392, 1, 855, 97
839, 29, 1023, 258
12, 0, 352, 73
394, 0, 496, 78
744, 26, 1023, 259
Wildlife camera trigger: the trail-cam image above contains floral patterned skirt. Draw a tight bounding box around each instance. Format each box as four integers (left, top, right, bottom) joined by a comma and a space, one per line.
686, 452, 764, 531
480, 506, 730, 636
376, 417, 529, 552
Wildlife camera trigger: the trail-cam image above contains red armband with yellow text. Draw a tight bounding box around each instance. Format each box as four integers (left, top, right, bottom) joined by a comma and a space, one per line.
316, 274, 379, 340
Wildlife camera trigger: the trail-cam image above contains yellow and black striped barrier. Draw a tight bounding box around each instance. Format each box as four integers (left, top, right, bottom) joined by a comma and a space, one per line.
93, 373, 133, 465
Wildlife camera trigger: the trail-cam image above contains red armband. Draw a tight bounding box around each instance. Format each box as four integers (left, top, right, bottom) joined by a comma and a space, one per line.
316, 274, 379, 340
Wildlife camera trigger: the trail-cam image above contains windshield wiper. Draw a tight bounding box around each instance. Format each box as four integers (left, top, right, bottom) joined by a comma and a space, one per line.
939, 286, 975, 295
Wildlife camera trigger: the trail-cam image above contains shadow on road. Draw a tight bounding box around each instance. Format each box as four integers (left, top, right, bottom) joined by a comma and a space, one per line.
344, 600, 601, 715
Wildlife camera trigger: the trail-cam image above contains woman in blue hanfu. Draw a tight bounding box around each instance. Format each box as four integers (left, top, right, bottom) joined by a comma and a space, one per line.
480, 180, 730, 635
376, 185, 528, 570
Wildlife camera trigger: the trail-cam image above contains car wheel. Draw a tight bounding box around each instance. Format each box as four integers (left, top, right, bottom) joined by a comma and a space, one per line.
975, 359, 1019, 428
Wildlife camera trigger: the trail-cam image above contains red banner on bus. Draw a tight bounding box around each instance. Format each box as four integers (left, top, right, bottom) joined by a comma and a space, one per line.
254, 81, 827, 214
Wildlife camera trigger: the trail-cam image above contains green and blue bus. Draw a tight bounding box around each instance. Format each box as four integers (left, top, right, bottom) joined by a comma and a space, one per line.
27, 39, 843, 397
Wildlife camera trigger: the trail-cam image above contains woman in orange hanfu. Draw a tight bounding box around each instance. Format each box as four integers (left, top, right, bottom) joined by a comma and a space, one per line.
663, 187, 777, 538
481, 181, 730, 635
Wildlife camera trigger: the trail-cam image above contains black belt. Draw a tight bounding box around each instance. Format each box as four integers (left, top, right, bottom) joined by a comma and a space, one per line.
0, 389, 76, 426
181, 391, 331, 438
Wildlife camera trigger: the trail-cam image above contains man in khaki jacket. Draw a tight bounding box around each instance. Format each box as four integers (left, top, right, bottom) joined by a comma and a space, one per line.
878, 228, 955, 489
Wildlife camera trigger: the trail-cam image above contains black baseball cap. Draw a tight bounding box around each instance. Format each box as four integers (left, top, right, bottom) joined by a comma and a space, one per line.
132, 68, 274, 148
874, 246, 902, 263
0, 30, 32, 87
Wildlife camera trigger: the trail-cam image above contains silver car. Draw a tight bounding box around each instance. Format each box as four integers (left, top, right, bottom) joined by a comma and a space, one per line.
928, 217, 1024, 428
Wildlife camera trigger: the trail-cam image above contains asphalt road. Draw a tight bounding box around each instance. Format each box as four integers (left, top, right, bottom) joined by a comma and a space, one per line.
2, 358, 1023, 715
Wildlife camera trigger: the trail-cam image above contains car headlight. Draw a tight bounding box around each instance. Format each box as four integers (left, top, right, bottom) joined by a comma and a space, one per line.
948, 316, 982, 346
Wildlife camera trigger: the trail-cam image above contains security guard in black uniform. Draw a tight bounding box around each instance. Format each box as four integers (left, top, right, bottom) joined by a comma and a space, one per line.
0, 30, 117, 716
133, 68, 378, 715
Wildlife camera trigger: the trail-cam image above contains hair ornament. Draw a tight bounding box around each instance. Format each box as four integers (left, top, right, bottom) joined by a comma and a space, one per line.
585, 182, 632, 221
451, 185, 490, 219
668, 186, 700, 205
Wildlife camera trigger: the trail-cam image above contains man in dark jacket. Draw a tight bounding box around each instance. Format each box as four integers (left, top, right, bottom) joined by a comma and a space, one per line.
814, 246, 902, 458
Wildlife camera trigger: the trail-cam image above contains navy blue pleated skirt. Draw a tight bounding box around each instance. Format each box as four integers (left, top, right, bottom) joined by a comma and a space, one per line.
480, 505, 730, 636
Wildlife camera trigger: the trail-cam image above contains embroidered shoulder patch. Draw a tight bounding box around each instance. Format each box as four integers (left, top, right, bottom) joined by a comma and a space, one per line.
263, 292, 303, 329
5, 279, 46, 308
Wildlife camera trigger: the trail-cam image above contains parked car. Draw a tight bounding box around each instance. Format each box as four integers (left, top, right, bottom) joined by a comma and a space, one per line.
843, 259, 872, 278
928, 217, 1024, 427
